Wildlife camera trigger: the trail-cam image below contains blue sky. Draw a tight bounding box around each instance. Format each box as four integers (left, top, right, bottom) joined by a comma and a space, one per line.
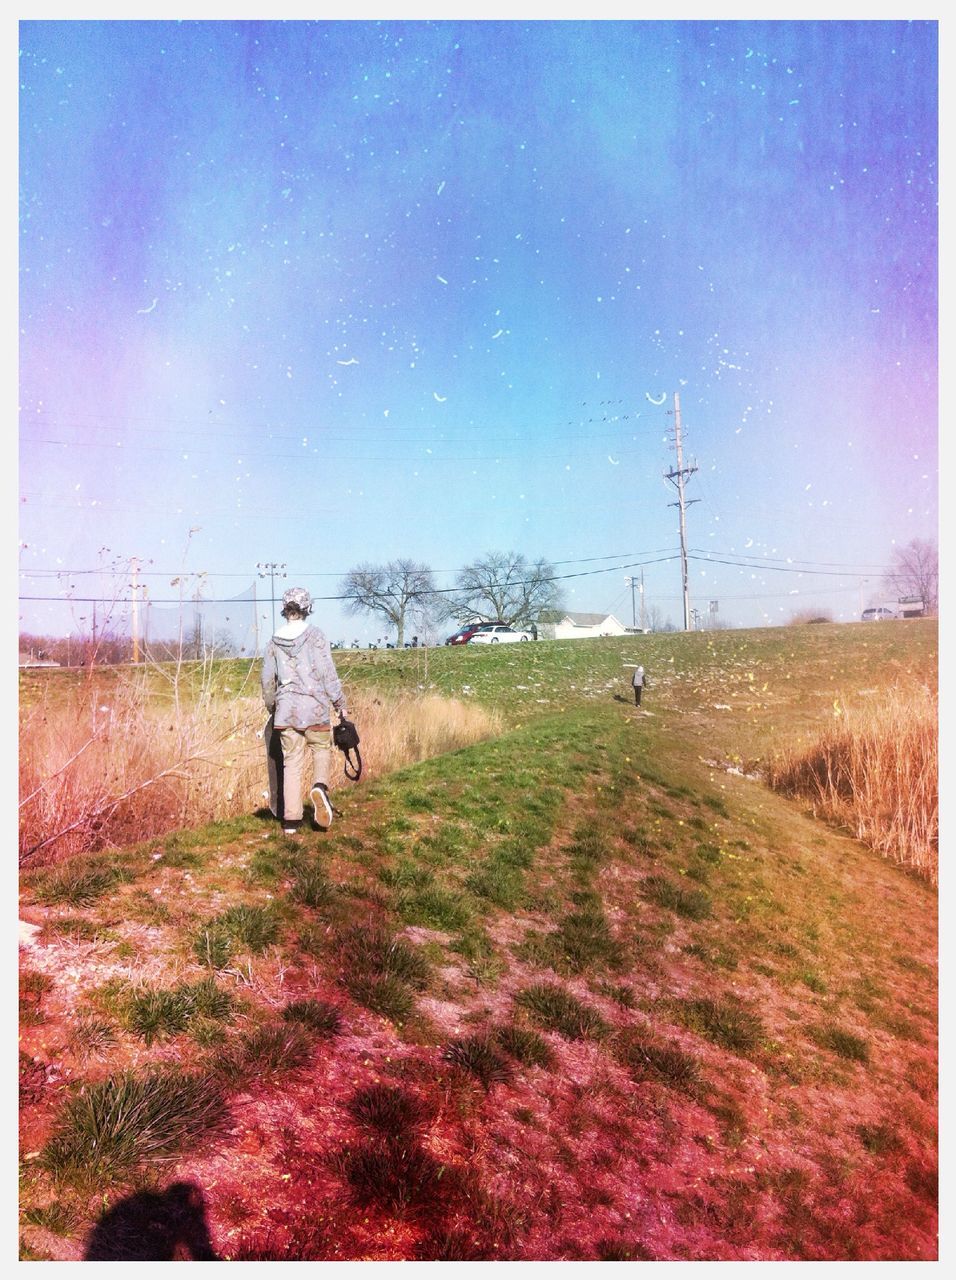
17, 13, 938, 645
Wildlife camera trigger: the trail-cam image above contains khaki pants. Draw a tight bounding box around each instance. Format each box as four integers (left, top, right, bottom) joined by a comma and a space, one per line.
278, 726, 331, 821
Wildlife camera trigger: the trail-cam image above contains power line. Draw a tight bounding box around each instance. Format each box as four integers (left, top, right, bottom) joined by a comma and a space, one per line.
23, 437, 650, 465
19, 554, 686, 606
19, 400, 643, 445
18, 546, 685, 579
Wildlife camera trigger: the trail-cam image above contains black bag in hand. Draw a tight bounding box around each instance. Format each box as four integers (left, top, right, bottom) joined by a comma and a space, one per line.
333, 716, 362, 781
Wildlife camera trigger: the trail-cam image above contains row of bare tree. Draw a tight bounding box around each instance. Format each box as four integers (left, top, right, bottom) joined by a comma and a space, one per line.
337, 551, 563, 648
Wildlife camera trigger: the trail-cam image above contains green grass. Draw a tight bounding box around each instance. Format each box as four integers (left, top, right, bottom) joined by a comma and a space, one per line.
345, 974, 417, 1022
347, 1083, 431, 1136
514, 983, 610, 1040
493, 1024, 556, 1068
19, 622, 939, 1261
812, 1023, 871, 1063
19, 969, 53, 1025
614, 1029, 703, 1093
338, 924, 431, 989
193, 903, 282, 967
27, 857, 137, 907
67, 1015, 118, 1058
443, 1034, 514, 1088
282, 998, 343, 1035
217, 1022, 315, 1085
676, 996, 765, 1054
122, 977, 235, 1044
642, 875, 713, 921
290, 864, 337, 909
40, 1069, 228, 1184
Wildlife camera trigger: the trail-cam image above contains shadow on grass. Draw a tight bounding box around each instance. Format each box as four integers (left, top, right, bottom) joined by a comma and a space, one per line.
84, 1181, 219, 1260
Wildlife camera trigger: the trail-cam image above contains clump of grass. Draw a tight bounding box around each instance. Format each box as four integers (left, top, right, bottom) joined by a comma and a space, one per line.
397, 884, 473, 930
67, 1014, 118, 1059
339, 1140, 446, 1214
19, 969, 53, 1026
217, 1022, 315, 1085
642, 875, 712, 921
346, 974, 416, 1022
767, 682, 938, 883
514, 983, 609, 1040
415, 1227, 493, 1261
193, 903, 281, 968
193, 924, 234, 969
554, 905, 624, 972
598, 981, 637, 1008
290, 865, 336, 910
122, 978, 234, 1044
812, 1023, 870, 1063
347, 1083, 430, 1136
281, 998, 342, 1035
493, 1024, 556, 1068
677, 996, 765, 1054
596, 1240, 656, 1261
22, 1201, 82, 1235
856, 1122, 902, 1154
464, 861, 525, 909
39, 1069, 228, 1184
339, 924, 431, 989
443, 1034, 514, 1089
614, 1029, 702, 1093
40, 916, 109, 942
27, 857, 135, 907
217, 904, 281, 951
123, 989, 191, 1044
683, 942, 739, 971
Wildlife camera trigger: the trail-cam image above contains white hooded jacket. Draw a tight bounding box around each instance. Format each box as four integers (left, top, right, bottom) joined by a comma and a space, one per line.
261, 620, 347, 729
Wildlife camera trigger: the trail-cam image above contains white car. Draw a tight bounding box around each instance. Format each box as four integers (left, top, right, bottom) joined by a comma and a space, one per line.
467, 624, 533, 644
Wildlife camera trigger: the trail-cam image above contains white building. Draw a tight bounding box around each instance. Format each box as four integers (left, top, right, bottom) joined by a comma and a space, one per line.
538, 611, 629, 640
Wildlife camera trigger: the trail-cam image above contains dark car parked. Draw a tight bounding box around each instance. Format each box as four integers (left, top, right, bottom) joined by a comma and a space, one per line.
445, 623, 485, 646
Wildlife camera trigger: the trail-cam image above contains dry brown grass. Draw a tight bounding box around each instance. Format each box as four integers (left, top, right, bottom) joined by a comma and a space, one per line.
19, 679, 501, 867
767, 682, 938, 883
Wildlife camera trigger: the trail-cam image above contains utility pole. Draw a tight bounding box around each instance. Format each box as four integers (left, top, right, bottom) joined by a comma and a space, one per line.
130, 558, 140, 663
257, 562, 287, 635
663, 391, 699, 631
626, 571, 648, 631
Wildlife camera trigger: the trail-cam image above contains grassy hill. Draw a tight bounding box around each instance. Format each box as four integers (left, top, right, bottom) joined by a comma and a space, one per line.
18, 621, 938, 1261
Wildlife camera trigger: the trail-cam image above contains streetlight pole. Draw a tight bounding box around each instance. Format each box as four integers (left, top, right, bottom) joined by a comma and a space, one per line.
625, 576, 637, 629
257, 562, 287, 634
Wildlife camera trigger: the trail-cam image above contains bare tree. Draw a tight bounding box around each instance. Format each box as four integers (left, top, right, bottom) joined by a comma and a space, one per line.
446, 551, 562, 627
883, 538, 938, 615
338, 560, 437, 648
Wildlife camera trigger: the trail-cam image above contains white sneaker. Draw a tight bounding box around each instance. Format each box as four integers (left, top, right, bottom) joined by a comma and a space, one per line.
311, 784, 333, 831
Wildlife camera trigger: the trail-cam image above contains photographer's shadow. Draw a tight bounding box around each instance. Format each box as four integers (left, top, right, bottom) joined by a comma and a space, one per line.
84, 1180, 219, 1260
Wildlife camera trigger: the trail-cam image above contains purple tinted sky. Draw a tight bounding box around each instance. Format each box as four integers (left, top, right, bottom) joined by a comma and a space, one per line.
18, 17, 938, 643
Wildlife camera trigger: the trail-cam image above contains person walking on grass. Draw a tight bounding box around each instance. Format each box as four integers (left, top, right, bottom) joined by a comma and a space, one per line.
261, 587, 348, 835
632, 664, 646, 707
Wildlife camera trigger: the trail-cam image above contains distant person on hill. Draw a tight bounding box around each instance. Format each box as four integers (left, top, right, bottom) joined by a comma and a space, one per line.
261, 587, 348, 835
632, 664, 646, 707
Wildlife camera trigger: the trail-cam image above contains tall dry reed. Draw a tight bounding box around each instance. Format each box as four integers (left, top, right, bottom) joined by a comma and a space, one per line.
19, 677, 501, 867
767, 683, 938, 884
